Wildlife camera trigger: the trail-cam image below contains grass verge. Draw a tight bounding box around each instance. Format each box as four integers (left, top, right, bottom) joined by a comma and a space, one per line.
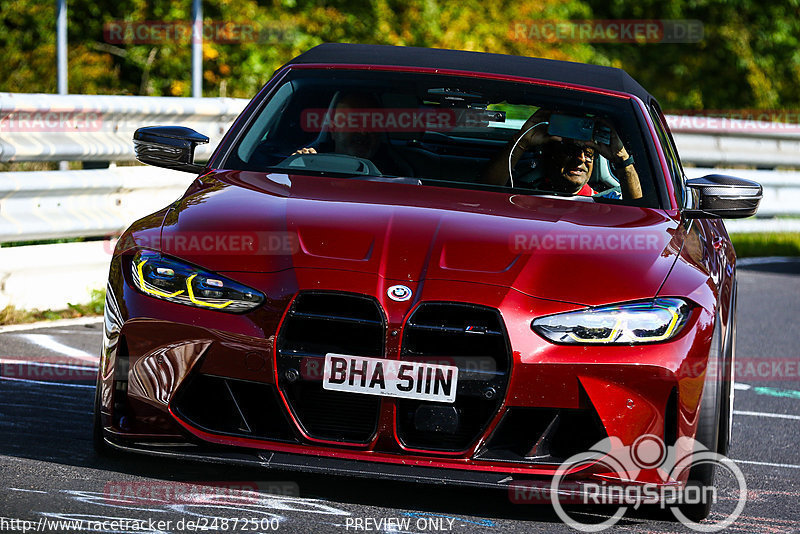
0, 288, 105, 326
731, 232, 800, 258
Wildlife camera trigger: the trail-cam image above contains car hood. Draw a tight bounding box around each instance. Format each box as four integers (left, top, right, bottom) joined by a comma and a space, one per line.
160, 171, 683, 306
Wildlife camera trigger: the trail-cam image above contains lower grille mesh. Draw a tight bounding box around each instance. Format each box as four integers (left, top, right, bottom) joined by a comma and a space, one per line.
397, 303, 511, 451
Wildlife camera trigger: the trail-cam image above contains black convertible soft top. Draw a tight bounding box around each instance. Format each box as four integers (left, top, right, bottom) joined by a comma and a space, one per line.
286, 43, 653, 103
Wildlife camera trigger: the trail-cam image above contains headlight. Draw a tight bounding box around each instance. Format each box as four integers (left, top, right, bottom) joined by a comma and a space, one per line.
531, 298, 692, 345
130, 250, 265, 313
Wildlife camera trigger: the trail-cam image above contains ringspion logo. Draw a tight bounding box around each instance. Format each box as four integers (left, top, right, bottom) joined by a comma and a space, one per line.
512, 435, 748, 532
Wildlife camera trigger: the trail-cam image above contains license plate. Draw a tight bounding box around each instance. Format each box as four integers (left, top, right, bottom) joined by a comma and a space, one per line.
322, 354, 459, 403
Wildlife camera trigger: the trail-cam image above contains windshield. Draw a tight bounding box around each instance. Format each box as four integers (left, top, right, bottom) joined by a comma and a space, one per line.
224, 69, 662, 208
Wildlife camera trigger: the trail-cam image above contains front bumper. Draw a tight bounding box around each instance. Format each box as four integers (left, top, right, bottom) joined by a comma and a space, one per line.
99, 255, 714, 483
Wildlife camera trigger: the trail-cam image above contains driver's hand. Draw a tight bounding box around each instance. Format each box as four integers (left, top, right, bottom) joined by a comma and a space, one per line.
587, 121, 629, 164
515, 109, 561, 151
292, 147, 317, 155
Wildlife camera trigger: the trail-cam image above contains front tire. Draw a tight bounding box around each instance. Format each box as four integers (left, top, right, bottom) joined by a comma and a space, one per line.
678, 310, 726, 522
92, 370, 116, 458
717, 281, 736, 457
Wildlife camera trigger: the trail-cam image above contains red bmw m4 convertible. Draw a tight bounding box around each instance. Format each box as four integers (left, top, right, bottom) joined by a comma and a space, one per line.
95, 44, 761, 520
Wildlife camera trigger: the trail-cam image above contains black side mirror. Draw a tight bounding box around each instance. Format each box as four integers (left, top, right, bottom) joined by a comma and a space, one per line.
684, 174, 762, 219
133, 126, 209, 174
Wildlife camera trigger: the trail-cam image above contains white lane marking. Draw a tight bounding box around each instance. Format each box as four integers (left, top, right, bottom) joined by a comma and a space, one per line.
17, 334, 99, 363
8, 488, 48, 494
0, 376, 96, 389
0, 358, 97, 371
0, 316, 102, 334
734, 410, 800, 420
735, 459, 800, 470
733, 382, 751, 391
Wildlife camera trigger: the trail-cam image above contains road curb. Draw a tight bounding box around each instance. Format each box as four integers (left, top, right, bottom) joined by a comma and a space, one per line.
737, 256, 800, 266
0, 315, 103, 334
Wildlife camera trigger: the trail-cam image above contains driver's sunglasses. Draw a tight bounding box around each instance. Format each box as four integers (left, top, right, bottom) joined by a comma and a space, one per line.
557, 141, 596, 160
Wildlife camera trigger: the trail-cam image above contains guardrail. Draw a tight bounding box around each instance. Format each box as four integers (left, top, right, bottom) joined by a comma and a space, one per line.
1, 94, 799, 310
2, 95, 798, 166
666, 114, 800, 168
0, 166, 188, 242
2, 164, 794, 244
0, 93, 247, 162
0, 93, 246, 309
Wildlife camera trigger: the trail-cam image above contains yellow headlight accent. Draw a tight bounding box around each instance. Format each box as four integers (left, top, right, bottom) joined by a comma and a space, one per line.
567, 318, 623, 343
137, 259, 184, 298
631, 307, 681, 342
185, 274, 233, 309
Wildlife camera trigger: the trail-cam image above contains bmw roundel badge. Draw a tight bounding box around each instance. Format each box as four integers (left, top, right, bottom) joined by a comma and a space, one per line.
387, 285, 412, 302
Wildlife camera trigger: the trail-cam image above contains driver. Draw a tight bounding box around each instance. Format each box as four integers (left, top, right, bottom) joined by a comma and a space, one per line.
484, 109, 642, 200
293, 92, 412, 176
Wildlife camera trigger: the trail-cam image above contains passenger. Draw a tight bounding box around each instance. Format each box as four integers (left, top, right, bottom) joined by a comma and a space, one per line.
293, 93, 412, 177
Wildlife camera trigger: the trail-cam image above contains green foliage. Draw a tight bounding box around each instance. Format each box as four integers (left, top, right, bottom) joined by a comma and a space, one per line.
584, 0, 800, 110
1, 0, 796, 111
68, 288, 107, 315
1, 2, 58, 93
1, 0, 595, 98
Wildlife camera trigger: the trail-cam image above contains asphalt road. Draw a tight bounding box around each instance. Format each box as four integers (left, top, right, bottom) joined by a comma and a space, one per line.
0, 258, 798, 534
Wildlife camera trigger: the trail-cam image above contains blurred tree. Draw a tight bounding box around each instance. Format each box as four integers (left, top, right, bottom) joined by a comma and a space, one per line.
1, 2, 59, 93
1, 0, 797, 111
0, 0, 595, 97
584, 0, 800, 110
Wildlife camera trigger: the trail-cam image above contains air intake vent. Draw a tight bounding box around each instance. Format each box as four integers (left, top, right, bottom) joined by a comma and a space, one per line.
276, 292, 385, 443
172, 374, 296, 442
475, 406, 608, 464
397, 303, 511, 451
